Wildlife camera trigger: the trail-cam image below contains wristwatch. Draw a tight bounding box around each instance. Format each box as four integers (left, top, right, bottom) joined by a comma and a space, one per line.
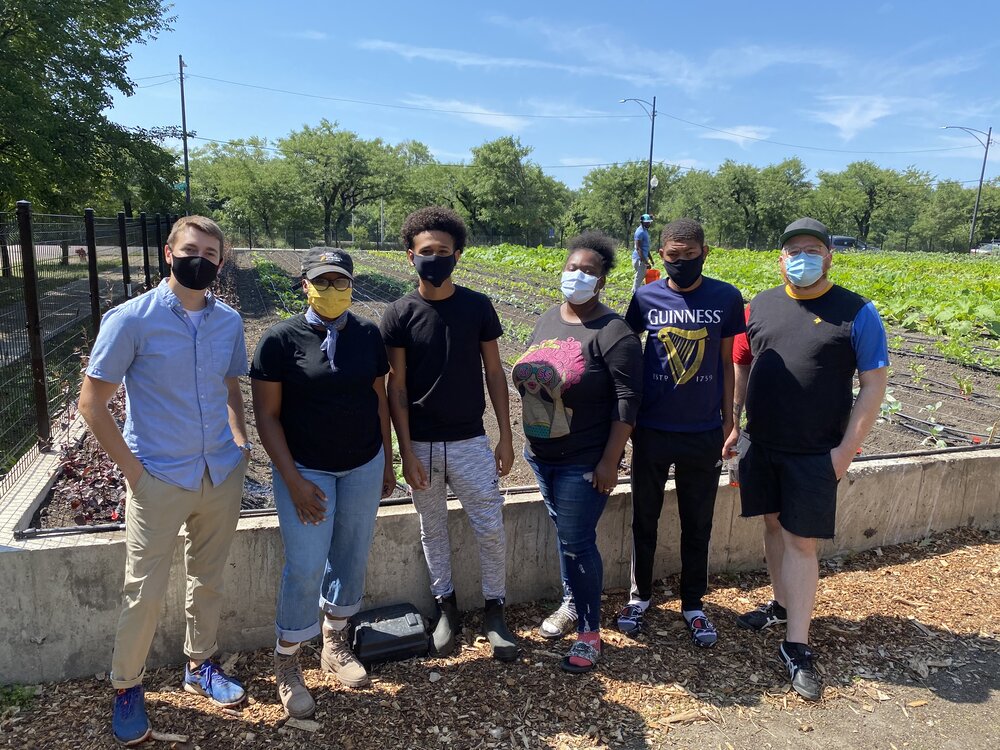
239, 442, 254, 454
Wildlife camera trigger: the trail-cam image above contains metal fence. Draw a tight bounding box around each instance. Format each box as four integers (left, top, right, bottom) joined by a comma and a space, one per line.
0, 202, 178, 495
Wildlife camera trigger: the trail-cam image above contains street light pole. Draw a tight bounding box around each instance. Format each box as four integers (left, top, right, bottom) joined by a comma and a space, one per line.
942, 125, 993, 251
621, 97, 658, 215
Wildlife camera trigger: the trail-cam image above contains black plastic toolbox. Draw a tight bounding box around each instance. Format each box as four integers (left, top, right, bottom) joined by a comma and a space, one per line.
349, 603, 430, 667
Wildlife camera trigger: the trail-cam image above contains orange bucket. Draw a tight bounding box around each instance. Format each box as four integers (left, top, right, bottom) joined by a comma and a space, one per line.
644, 268, 661, 284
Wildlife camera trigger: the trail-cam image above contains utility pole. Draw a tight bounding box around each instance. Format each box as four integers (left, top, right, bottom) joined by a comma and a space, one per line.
645, 96, 657, 216
942, 125, 993, 251
379, 198, 385, 249
179, 54, 192, 215
970, 126, 992, 252
620, 97, 658, 215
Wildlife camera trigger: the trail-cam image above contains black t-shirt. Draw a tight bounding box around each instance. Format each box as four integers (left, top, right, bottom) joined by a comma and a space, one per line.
513, 305, 643, 466
250, 312, 389, 472
380, 285, 503, 442
745, 285, 868, 453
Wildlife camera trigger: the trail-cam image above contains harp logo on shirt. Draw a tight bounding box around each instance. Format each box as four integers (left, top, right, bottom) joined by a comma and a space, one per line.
657, 326, 708, 385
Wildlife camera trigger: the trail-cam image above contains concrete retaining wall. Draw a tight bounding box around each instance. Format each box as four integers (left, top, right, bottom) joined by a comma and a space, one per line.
1, 449, 998, 684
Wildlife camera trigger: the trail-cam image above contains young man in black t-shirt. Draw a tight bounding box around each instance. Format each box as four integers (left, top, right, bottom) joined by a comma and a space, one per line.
380, 206, 518, 662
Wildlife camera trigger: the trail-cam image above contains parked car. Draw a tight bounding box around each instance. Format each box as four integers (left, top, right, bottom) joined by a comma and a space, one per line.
971, 242, 1000, 255
831, 235, 867, 251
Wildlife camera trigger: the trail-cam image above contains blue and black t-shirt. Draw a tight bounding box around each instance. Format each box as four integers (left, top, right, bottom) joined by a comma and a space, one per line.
742, 284, 889, 453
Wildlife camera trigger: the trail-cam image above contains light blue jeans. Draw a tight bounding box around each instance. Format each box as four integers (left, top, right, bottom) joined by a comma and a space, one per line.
273, 451, 384, 642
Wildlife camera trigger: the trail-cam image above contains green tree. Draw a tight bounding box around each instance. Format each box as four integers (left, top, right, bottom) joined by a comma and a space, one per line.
813, 161, 903, 242
911, 180, 974, 252
455, 136, 569, 244
756, 158, 810, 248
193, 138, 308, 245
281, 120, 404, 246
0, 0, 172, 210
575, 161, 677, 244
714, 161, 763, 249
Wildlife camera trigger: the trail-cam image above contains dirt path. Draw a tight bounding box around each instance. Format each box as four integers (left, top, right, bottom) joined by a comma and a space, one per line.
2, 527, 996, 748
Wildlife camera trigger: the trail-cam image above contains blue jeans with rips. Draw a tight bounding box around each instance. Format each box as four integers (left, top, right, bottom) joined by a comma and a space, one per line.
273, 451, 384, 642
526, 454, 609, 633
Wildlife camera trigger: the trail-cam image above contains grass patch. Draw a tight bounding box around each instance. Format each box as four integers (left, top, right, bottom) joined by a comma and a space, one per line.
0, 684, 37, 711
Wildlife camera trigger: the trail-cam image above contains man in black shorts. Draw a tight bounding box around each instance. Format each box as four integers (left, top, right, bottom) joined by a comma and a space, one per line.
728, 217, 888, 700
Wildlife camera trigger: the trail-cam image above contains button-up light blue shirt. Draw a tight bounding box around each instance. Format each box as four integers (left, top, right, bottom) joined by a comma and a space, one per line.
86, 280, 248, 491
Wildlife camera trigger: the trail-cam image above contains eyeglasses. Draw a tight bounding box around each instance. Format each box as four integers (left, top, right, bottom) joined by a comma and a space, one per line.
782, 247, 828, 258
310, 277, 352, 291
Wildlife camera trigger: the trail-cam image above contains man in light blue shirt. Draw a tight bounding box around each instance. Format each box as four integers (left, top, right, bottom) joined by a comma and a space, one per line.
79, 215, 251, 746
631, 214, 653, 294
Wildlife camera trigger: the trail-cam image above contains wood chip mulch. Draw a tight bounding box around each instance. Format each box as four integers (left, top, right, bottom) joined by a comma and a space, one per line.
2, 527, 997, 749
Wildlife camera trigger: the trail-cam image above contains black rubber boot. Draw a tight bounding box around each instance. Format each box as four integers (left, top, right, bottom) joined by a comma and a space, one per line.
483, 598, 519, 662
431, 592, 460, 657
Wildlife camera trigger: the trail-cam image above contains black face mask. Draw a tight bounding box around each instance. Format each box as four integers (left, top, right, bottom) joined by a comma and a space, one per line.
664, 253, 705, 289
171, 255, 219, 291
412, 253, 457, 287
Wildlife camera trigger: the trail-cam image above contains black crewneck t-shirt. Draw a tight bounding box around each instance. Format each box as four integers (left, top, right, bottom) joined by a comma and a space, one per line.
380, 285, 503, 442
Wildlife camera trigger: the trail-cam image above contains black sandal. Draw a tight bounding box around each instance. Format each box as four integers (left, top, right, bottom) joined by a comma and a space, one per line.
560, 640, 601, 673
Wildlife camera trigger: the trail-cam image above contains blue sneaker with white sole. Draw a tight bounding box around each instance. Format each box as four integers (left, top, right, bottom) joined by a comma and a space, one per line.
112, 685, 152, 746
183, 660, 246, 707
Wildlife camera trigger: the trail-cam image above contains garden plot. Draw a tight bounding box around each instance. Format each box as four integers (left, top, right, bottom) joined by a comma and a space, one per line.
28, 247, 1000, 529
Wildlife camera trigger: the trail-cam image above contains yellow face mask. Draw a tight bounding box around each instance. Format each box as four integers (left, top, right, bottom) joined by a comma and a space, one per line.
307, 284, 352, 319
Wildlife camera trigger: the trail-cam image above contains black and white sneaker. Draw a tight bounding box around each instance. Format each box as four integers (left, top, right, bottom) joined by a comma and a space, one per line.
736, 600, 787, 631
779, 642, 823, 701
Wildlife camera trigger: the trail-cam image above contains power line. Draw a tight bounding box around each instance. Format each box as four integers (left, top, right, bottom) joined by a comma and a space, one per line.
136, 77, 178, 89
133, 72, 177, 81
177, 72, 982, 157
185, 74, 642, 120
185, 134, 699, 172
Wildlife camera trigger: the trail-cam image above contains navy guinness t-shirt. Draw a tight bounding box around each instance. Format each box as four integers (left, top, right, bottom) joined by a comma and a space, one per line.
625, 276, 745, 432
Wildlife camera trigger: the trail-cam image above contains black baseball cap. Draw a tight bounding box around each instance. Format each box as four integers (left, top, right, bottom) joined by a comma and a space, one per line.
779, 218, 831, 248
301, 247, 353, 280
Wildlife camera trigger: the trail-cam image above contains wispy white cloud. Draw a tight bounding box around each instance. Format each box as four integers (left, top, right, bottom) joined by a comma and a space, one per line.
808, 95, 896, 140
486, 17, 842, 93
358, 39, 643, 84
402, 95, 530, 131
284, 30, 328, 41
698, 125, 776, 148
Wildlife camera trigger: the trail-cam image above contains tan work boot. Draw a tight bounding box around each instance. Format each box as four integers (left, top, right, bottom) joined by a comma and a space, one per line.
321, 624, 369, 688
274, 650, 315, 719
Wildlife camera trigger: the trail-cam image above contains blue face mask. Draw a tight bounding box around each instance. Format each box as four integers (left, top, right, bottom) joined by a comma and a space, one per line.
560, 270, 600, 304
784, 253, 825, 287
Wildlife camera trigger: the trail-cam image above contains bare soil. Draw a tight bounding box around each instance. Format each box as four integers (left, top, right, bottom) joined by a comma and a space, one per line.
33, 250, 1000, 527
3, 526, 997, 748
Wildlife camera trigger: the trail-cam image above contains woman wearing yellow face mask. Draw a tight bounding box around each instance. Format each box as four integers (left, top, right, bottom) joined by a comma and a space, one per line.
250, 248, 395, 719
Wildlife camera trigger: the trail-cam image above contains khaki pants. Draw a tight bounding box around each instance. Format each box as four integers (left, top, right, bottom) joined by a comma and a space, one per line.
110, 457, 246, 689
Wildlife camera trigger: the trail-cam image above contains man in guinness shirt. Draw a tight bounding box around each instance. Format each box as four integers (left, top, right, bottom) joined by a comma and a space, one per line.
619, 218, 745, 648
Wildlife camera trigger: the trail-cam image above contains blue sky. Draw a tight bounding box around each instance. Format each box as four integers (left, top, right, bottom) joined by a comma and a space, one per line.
110, 0, 1000, 190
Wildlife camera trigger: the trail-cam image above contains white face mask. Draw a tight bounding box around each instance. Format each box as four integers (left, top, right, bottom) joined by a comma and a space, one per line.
560, 269, 600, 304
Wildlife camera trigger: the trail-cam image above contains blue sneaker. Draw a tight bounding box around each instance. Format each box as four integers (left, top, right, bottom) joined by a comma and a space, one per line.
183, 660, 246, 707
112, 686, 151, 746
